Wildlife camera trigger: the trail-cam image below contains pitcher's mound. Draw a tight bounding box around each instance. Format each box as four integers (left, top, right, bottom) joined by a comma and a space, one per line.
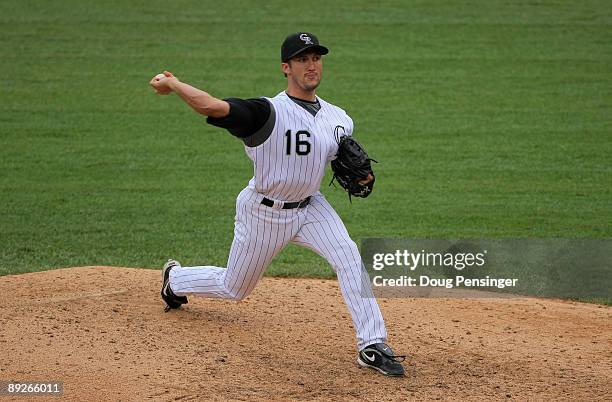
1, 266, 610, 401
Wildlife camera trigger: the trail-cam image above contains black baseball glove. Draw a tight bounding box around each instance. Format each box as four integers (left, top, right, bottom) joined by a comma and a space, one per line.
330, 135, 377, 200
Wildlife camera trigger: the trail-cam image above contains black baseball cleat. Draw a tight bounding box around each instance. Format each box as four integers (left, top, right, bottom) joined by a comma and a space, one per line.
161, 259, 188, 312
357, 343, 406, 377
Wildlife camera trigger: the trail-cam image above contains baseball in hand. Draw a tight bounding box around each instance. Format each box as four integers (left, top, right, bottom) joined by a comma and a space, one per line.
154, 73, 166, 81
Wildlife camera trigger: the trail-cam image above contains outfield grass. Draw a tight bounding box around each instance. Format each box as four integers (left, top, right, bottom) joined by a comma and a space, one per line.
1, 1, 611, 278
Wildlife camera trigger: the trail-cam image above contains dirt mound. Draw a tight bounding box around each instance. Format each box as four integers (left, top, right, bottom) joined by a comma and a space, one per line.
0, 267, 610, 401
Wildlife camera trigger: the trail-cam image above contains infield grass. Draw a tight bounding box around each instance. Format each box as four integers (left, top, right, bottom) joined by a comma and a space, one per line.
1, 1, 611, 279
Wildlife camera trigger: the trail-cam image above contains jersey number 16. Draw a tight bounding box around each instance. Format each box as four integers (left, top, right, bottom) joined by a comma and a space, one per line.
285, 130, 311, 156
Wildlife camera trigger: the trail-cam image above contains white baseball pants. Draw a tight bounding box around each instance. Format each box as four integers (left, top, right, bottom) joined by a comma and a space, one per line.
169, 187, 387, 349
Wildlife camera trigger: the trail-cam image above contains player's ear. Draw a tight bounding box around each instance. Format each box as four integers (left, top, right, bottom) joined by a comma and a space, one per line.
281, 62, 290, 77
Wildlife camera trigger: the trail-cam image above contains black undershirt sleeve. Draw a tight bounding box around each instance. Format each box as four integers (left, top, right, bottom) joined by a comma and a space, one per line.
206, 98, 271, 139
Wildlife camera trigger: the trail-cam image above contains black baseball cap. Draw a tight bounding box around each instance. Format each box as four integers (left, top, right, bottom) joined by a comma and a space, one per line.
281, 32, 329, 62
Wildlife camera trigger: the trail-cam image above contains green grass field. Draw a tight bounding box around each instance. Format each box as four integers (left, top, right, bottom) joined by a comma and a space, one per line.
1, 1, 611, 279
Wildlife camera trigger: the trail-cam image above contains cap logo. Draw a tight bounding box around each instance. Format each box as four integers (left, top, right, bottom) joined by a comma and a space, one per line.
299, 33, 314, 45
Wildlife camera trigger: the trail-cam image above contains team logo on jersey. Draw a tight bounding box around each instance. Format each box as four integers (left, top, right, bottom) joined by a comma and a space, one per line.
299, 33, 314, 45
334, 125, 346, 141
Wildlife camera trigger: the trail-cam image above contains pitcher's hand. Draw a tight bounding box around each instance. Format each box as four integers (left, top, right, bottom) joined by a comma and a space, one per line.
150, 71, 179, 95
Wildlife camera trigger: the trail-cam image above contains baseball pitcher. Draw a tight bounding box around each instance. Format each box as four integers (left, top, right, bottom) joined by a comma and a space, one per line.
150, 32, 406, 376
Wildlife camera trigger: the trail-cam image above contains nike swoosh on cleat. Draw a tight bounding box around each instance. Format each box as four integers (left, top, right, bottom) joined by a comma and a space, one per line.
363, 352, 376, 362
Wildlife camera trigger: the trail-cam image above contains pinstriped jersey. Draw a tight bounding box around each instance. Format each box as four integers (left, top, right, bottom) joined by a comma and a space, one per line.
245, 91, 354, 202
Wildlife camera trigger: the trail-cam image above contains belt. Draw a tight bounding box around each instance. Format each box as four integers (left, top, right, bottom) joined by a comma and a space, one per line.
261, 196, 311, 209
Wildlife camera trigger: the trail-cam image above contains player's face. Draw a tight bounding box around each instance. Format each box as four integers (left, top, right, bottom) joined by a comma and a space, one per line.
284, 52, 323, 92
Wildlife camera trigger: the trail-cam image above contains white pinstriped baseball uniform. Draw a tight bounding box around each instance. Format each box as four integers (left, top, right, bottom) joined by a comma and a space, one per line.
169, 91, 387, 349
